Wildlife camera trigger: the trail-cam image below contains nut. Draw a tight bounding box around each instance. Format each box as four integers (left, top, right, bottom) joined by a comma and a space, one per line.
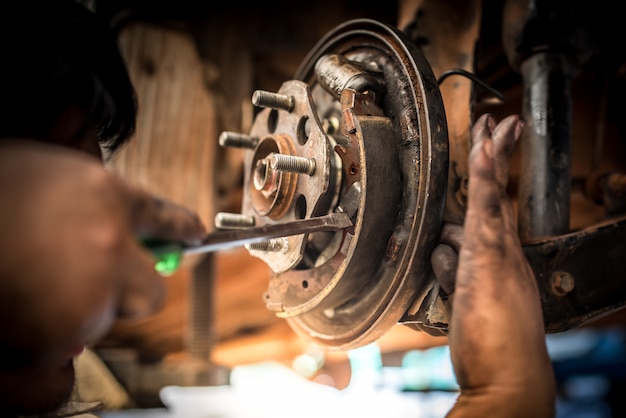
550, 271, 575, 297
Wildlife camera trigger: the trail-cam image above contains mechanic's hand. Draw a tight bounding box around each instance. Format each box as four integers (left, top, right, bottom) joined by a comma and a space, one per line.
434, 114, 556, 417
0, 140, 206, 369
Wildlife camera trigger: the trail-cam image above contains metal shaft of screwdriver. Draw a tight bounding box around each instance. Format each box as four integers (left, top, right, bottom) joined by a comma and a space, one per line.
182, 212, 352, 255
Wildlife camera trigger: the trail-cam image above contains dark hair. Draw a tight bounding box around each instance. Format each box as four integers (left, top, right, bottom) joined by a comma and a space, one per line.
0, 0, 137, 152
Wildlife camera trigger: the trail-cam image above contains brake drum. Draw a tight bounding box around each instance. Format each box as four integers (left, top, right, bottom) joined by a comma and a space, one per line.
219, 19, 448, 350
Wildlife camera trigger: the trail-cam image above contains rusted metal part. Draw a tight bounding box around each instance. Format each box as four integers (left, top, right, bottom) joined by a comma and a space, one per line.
273, 112, 401, 315
402, 279, 451, 336
241, 80, 340, 273
400, 0, 482, 225
315, 53, 385, 100
502, 0, 602, 241
337, 89, 384, 190
401, 214, 626, 334
550, 271, 575, 297
284, 19, 447, 350
526, 215, 626, 332
226, 18, 449, 350
517, 52, 576, 241
249, 135, 298, 219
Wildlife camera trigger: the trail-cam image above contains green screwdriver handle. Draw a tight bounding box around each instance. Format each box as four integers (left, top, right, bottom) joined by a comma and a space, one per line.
141, 239, 184, 275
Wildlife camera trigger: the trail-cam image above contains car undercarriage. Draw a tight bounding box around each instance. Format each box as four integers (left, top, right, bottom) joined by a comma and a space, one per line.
84, 0, 626, 406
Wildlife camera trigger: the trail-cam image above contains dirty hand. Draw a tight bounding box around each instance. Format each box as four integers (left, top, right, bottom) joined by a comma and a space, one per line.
0, 140, 206, 369
433, 114, 556, 417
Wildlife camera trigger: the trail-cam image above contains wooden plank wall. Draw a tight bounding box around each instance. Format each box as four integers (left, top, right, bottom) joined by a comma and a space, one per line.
109, 22, 218, 228
101, 20, 299, 366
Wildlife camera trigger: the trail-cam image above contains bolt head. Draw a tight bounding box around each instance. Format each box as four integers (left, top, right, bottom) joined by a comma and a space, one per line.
550, 271, 575, 296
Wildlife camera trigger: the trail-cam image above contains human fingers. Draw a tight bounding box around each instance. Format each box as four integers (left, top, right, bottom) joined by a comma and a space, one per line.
470, 113, 496, 150
468, 113, 497, 183
487, 115, 524, 240
431, 244, 458, 295
491, 114, 524, 190
439, 223, 464, 252
431, 223, 463, 295
447, 114, 556, 415
464, 114, 504, 251
118, 181, 207, 244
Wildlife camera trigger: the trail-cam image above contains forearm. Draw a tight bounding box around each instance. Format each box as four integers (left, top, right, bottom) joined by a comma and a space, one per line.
443, 114, 557, 418
447, 297, 556, 418
448, 384, 555, 418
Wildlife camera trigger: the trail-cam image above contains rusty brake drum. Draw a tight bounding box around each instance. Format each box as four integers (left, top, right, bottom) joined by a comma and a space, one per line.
219, 19, 448, 350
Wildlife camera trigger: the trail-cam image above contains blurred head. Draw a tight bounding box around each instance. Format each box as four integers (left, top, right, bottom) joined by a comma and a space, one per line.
0, 0, 137, 415
0, 0, 137, 159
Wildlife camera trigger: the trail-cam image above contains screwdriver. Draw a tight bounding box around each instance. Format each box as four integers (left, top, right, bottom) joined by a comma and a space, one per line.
144, 212, 353, 275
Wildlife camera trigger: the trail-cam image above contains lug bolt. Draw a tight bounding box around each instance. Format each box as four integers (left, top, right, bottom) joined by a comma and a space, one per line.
550, 271, 575, 296
270, 153, 316, 175
252, 90, 294, 112
246, 238, 287, 252
219, 131, 259, 149
214, 212, 256, 229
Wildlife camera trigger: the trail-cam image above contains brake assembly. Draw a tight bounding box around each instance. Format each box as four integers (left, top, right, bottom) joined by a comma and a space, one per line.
216, 18, 449, 350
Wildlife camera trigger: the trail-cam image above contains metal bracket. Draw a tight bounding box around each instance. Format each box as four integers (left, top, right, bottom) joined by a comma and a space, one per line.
401, 214, 626, 334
